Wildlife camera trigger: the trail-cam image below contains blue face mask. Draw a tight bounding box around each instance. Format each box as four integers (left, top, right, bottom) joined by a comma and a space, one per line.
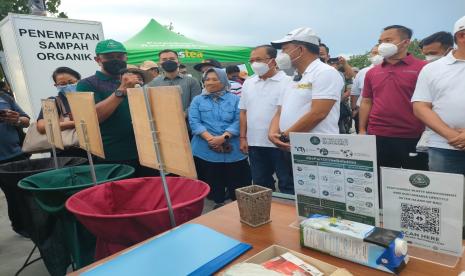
56, 83, 77, 93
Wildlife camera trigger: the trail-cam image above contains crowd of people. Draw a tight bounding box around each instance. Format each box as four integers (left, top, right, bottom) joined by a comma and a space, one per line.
1, 16, 464, 211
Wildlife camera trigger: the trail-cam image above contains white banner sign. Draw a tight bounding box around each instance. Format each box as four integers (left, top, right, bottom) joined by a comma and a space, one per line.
0, 14, 103, 118
290, 133, 379, 226
382, 168, 463, 256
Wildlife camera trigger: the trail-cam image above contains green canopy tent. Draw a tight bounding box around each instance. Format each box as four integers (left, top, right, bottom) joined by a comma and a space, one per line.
124, 19, 253, 66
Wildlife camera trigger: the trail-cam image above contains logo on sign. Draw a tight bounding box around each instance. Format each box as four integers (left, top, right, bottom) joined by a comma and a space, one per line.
409, 173, 430, 188
178, 50, 204, 59
310, 136, 320, 145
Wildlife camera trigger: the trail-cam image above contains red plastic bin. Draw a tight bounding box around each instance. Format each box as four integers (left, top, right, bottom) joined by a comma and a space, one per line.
65, 177, 210, 259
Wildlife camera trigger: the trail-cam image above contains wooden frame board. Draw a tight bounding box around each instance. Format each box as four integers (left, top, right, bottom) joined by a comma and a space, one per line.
127, 86, 197, 179
66, 92, 105, 158
127, 88, 158, 169
41, 98, 64, 150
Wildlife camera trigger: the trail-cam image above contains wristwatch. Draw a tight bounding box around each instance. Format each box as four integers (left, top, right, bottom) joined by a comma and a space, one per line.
279, 132, 290, 143
114, 89, 126, 97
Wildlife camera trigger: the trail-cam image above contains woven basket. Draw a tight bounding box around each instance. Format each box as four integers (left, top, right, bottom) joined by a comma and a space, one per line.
235, 185, 272, 227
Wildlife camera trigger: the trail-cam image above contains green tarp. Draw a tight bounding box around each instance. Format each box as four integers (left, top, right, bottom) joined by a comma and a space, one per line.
124, 19, 252, 65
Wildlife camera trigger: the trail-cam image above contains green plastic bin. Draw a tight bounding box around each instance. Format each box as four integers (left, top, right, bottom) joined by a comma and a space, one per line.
18, 164, 135, 269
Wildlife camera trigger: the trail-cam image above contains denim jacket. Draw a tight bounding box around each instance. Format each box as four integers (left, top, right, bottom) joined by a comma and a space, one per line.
188, 92, 247, 163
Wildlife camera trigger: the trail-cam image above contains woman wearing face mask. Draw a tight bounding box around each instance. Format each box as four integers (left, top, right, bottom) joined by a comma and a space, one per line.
189, 68, 252, 208
36, 67, 86, 157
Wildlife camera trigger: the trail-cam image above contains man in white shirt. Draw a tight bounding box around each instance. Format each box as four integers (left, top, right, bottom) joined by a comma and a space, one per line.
412, 15, 465, 176
268, 27, 344, 148
239, 45, 293, 193
267, 28, 344, 194
351, 45, 382, 133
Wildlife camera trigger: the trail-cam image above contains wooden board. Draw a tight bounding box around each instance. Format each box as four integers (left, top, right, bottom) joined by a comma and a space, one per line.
127, 86, 197, 179
66, 92, 105, 158
127, 88, 158, 169
41, 99, 64, 150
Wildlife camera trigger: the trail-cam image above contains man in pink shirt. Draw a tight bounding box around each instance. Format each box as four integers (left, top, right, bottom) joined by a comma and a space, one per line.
359, 25, 428, 173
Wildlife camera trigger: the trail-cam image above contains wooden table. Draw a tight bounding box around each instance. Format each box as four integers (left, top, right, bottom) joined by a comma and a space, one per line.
71, 200, 465, 276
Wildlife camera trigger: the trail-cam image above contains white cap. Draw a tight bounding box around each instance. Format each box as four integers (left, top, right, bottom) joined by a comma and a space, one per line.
271, 27, 320, 49
454, 15, 465, 35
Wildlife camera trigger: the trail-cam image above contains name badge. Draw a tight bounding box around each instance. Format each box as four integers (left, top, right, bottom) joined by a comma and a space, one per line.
295, 82, 312, 90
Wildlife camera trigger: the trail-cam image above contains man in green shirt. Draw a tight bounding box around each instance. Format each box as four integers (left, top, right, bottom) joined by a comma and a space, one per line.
76, 39, 155, 175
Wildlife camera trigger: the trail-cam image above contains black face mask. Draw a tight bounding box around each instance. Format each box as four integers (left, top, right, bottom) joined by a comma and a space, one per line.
161, 60, 178, 73
102, 59, 127, 76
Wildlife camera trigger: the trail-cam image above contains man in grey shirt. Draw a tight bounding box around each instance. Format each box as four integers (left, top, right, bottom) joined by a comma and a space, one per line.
146, 49, 201, 113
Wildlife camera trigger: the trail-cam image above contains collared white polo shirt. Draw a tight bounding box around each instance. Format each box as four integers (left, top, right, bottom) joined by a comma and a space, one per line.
239, 71, 291, 147
412, 51, 465, 150
279, 59, 343, 133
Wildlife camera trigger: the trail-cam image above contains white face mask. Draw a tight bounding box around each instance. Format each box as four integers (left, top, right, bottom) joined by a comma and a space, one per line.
251, 61, 271, 76
425, 55, 442, 62
369, 54, 384, 65
275, 47, 301, 70
275, 52, 292, 70
378, 42, 402, 58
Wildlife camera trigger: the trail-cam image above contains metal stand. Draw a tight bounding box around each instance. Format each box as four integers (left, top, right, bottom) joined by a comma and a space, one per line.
79, 120, 97, 185
46, 120, 59, 169
142, 86, 176, 228
14, 245, 42, 276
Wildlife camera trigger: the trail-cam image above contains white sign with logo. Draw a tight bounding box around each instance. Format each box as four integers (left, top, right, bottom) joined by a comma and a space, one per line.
290, 133, 379, 226
0, 13, 103, 118
382, 168, 463, 256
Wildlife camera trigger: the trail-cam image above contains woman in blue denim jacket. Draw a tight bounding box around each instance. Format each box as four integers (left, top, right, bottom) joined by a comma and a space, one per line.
189, 68, 251, 208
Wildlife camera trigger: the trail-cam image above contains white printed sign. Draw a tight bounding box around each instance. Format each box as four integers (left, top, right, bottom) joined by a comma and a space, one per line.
290, 133, 379, 226
0, 13, 103, 118
382, 168, 463, 256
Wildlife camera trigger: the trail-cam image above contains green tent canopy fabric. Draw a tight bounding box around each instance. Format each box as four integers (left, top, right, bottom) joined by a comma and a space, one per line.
124, 19, 252, 65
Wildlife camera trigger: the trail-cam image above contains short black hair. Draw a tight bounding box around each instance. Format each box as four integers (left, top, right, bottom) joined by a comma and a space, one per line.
253, 45, 277, 58
52, 67, 81, 83
179, 64, 186, 69
319, 43, 329, 54
226, 65, 240, 74
383, 25, 413, 39
0, 81, 6, 90
158, 49, 178, 58
293, 41, 320, 55
419, 31, 454, 49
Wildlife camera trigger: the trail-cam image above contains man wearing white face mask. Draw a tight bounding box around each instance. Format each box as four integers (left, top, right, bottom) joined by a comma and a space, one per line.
412, 16, 465, 173
268, 28, 344, 194
359, 25, 428, 175
419, 31, 454, 62
415, 32, 454, 152
269, 27, 343, 145
351, 45, 382, 133
412, 16, 465, 233
239, 45, 293, 193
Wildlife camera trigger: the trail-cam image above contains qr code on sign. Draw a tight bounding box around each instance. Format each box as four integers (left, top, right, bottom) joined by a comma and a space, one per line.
400, 203, 440, 235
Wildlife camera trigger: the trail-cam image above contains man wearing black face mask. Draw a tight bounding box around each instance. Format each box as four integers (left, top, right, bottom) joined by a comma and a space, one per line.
77, 39, 149, 175
146, 49, 202, 115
